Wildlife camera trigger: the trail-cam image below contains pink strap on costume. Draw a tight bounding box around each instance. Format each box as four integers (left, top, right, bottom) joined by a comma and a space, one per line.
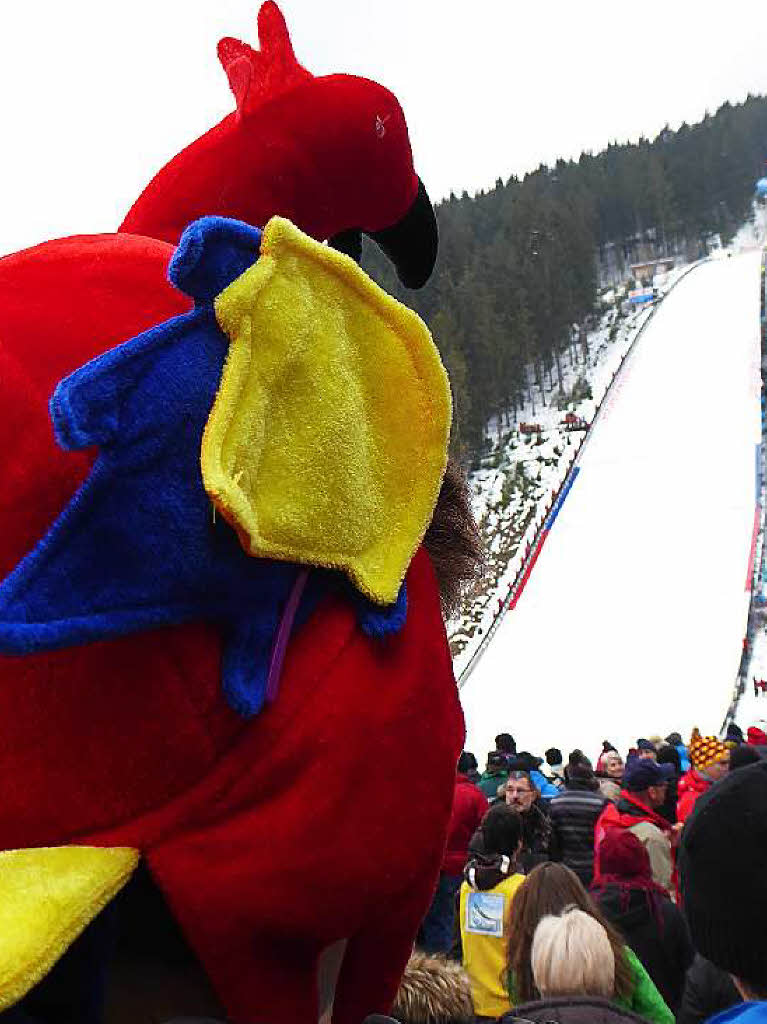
265, 568, 310, 703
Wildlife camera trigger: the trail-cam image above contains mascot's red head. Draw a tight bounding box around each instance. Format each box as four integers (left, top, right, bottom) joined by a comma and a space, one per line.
121, 1, 438, 287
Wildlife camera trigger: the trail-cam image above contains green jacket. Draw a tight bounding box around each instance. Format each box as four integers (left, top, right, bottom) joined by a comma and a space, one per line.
618, 947, 674, 1024
508, 946, 673, 1024
478, 769, 508, 799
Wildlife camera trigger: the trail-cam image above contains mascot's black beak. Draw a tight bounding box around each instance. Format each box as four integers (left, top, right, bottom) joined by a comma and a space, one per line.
328, 229, 363, 264
369, 179, 438, 289
328, 178, 438, 290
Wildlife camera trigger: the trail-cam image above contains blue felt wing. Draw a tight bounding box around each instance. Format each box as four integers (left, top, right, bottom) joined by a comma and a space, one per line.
169, 216, 263, 303
0, 215, 409, 717
356, 582, 408, 638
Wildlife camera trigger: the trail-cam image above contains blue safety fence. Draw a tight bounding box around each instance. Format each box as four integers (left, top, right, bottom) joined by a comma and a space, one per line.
758, 443, 763, 496
544, 467, 581, 532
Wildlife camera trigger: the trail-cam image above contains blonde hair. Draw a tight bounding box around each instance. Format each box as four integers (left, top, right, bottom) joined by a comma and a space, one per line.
531, 906, 615, 999
392, 951, 474, 1024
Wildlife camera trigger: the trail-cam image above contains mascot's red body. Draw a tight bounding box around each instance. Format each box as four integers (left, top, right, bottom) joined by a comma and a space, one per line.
0, 5, 464, 1023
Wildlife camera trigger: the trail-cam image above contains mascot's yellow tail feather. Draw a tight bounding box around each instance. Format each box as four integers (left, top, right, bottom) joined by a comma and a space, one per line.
0, 845, 139, 1011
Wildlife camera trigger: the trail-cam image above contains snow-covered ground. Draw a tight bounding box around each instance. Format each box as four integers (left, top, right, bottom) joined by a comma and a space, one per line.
460, 249, 762, 763
449, 277, 684, 674
732, 202, 767, 252
735, 624, 767, 730
449, 307, 644, 668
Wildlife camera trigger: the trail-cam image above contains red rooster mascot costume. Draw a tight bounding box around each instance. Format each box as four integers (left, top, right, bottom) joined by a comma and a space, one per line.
0, 6, 476, 1023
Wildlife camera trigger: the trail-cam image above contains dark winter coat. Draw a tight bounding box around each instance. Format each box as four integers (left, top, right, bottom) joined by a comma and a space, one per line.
654, 745, 680, 824
442, 773, 488, 875
592, 884, 694, 1013
655, 774, 678, 825
460, 798, 548, 880
676, 955, 741, 1024
499, 995, 652, 1024
549, 780, 608, 885
519, 799, 552, 871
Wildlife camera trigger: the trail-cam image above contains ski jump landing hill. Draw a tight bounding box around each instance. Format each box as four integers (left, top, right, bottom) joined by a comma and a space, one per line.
460, 249, 763, 763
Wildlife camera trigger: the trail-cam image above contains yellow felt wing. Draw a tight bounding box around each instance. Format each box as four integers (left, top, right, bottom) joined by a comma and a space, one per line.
203, 216, 451, 605
0, 845, 139, 1011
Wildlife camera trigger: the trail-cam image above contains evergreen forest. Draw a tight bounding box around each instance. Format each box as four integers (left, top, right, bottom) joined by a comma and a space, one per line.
363, 94, 767, 459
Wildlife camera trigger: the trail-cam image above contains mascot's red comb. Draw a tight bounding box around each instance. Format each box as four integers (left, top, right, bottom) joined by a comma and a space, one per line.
217, 2, 312, 118
121, 1, 438, 288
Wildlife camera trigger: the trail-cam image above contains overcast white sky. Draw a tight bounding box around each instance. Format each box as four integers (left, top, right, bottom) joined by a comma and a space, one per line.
1, 0, 765, 256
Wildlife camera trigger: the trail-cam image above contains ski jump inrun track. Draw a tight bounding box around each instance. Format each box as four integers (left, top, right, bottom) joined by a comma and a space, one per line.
460, 249, 764, 762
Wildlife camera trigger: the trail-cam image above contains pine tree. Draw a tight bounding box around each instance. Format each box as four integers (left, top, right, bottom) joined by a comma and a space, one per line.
357, 94, 767, 463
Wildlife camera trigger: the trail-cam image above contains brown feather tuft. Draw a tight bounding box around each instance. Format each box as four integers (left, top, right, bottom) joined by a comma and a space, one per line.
424, 458, 484, 619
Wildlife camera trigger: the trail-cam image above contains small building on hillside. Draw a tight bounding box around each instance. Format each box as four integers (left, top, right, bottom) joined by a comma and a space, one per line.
630, 256, 676, 286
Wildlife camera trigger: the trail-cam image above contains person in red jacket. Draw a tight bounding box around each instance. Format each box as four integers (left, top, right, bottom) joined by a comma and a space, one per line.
594, 759, 676, 896
418, 753, 488, 953
677, 730, 729, 823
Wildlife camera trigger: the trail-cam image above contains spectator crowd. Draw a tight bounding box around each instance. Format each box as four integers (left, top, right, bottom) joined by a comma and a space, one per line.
375, 724, 767, 1024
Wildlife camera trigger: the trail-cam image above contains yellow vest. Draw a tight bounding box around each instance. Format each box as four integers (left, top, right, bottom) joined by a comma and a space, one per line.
460, 873, 524, 1018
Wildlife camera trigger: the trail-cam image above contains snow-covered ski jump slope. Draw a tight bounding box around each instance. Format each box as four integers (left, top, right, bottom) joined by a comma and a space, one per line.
461, 250, 763, 762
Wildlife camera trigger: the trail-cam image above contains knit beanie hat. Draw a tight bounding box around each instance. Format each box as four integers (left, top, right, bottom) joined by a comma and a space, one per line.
495, 732, 516, 754
679, 760, 767, 987
730, 745, 762, 771
566, 761, 598, 788
747, 725, 767, 747
509, 751, 544, 772
486, 751, 508, 771
688, 728, 728, 770
726, 722, 745, 745
656, 743, 681, 774
598, 829, 652, 882
624, 759, 673, 792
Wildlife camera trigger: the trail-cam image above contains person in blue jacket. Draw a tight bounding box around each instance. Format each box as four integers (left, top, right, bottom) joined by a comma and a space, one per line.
666, 731, 691, 772
508, 752, 560, 800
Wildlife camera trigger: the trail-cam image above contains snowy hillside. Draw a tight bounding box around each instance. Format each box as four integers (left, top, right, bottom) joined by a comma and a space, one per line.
449, 279, 676, 676
459, 248, 762, 762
